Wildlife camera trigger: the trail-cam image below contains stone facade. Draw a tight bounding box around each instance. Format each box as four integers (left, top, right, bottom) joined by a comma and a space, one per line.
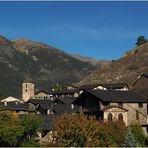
123, 103, 147, 125
35, 92, 50, 100
103, 107, 128, 126
22, 83, 35, 102
103, 102, 148, 126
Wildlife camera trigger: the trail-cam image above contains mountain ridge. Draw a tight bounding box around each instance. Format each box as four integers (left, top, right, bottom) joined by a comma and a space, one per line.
0, 35, 97, 97
80, 42, 148, 87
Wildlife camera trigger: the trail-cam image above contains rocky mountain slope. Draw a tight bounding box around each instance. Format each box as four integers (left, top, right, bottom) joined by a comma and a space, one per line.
80, 42, 148, 87
0, 35, 96, 97
70, 54, 111, 67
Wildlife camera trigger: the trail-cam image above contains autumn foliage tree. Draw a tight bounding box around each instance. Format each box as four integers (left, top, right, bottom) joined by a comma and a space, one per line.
53, 113, 127, 147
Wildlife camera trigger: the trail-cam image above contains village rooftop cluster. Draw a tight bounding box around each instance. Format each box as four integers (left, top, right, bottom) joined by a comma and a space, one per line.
0, 73, 148, 139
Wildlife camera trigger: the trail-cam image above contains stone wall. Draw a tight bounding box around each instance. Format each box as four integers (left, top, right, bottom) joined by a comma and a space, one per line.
104, 107, 128, 126
109, 102, 147, 125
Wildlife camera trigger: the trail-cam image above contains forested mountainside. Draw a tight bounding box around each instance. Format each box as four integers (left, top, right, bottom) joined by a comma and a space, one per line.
0, 35, 97, 97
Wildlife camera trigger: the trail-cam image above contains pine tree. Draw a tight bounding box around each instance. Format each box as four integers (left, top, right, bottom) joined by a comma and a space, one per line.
136, 36, 147, 46
122, 126, 138, 147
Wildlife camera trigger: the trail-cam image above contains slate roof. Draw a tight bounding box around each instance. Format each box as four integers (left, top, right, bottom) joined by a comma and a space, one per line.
28, 99, 51, 106
132, 73, 148, 87
98, 83, 129, 90
35, 89, 79, 95
24, 77, 34, 83
38, 101, 53, 110
52, 104, 76, 115
79, 84, 99, 90
39, 114, 58, 131
7, 103, 30, 111
51, 89, 79, 95
56, 97, 77, 105
79, 83, 128, 90
143, 73, 148, 78
74, 90, 148, 104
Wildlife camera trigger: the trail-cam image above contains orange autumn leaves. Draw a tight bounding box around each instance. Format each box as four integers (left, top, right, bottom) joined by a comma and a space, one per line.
53, 113, 127, 147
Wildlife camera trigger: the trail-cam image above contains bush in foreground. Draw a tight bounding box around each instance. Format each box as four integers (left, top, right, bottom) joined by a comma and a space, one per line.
53, 113, 127, 147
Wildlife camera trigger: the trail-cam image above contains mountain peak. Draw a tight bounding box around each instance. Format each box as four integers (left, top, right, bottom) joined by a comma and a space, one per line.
14, 38, 33, 45
0, 35, 11, 45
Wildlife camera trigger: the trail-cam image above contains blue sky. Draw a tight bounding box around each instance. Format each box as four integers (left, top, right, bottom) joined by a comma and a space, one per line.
0, 1, 148, 60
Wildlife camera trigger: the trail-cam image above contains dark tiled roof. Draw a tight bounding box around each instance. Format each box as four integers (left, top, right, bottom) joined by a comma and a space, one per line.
39, 101, 53, 109
35, 89, 79, 95
39, 114, 58, 131
74, 90, 147, 104
90, 90, 147, 103
56, 97, 77, 105
143, 73, 148, 78
51, 89, 79, 95
79, 84, 99, 90
24, 77, 34, 83
99, 83, 129, 89
28, 99, 51, 106
79, 83, 128, 90
52, 104, 75, 115
101, 105, 128, 112
7, 103, 29, 111
132, 73, 148, 87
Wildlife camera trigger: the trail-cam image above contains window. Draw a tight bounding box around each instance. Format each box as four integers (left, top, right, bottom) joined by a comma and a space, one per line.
139, 103, 143, 108
118, 113, 123, 121
108, 113, 113, 122
26, 89, 27, 92
118, 102, 123, 107
26, 84, 27, 88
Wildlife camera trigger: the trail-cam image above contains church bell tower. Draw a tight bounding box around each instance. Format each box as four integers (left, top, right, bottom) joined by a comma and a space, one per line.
22, 77, 35, 102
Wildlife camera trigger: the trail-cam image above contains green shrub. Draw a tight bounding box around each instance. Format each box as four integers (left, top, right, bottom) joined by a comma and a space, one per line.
131, 123, 145, 146
20, 139, 40, 147
122, 126, 138, 147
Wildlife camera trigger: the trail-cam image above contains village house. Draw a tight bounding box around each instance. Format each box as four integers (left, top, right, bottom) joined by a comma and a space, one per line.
35, 90, 54, 100
73, 89, 148, 127
95, 83, 129, 91
22, 77, 79, 102
0, 96, 20, 106
50, 89, 79, 99
62, 83, 78, 90
1, 103, 35, 117
79, 83, 129, 94
1, 75, 148, 138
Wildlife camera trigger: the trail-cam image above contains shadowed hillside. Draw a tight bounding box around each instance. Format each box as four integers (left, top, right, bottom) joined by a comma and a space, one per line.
0, 35, 96, 97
